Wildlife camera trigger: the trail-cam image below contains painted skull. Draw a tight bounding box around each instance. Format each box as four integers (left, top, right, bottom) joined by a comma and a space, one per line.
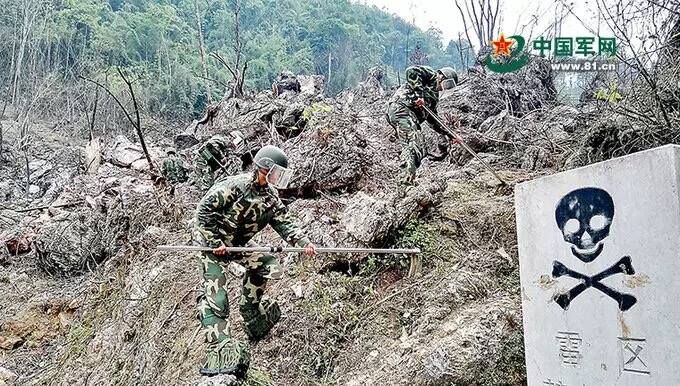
555, 187, 615, 262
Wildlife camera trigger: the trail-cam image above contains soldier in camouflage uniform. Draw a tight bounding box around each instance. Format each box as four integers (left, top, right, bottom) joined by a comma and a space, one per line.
272, 71, 301, 97
386, 66, 458, 185
193, 132, 246, 193
160, 148, 189, 183
193, 145, 316, 377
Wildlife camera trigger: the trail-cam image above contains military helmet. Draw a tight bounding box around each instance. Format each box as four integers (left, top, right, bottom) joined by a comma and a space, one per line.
438, 67, 458, 90
254, 145, 289, 170
438, 67, 457, 81
280, 70, 294, 79
253, 145, 293, 189
199, 134, 229, 162
210, 135, 230, 151
165, 147, 177, 155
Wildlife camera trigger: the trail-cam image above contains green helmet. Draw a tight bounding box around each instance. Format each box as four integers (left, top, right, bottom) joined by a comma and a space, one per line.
210, 135, 230, 152
199, 135, 229, 162
438, 67, 458, 83
253, 145, 289, 170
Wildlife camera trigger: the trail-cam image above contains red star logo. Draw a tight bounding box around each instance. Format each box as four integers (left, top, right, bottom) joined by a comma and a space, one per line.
491, 34, 513, 57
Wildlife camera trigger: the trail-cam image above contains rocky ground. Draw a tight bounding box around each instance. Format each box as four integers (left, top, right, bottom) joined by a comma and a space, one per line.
0, 58, 624, 385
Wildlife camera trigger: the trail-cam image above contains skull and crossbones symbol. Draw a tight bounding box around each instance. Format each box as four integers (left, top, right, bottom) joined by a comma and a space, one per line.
552, 187, 637, 311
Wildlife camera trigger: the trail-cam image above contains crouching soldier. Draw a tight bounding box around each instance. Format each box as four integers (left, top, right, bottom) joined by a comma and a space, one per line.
160, 147, 189, 183
386, 66, 458, 186
193, 132, 246, 193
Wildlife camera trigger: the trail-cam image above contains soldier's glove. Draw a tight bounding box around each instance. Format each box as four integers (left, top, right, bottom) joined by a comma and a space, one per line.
414, 98, 425, 109
304, 243, 317, 257
213, 245, 229, 256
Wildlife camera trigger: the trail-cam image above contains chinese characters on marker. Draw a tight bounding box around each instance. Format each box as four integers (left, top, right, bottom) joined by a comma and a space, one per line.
532, 36, 617, 57
556, 331, 582, 366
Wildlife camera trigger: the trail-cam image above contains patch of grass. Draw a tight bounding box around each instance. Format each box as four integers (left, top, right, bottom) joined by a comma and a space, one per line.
302, 103, 334, 121
475, 326, 526, 386
65, 322, 94, 357
245, 368, 275, 386
394, 219, 463, 268
295, 273, 371, 382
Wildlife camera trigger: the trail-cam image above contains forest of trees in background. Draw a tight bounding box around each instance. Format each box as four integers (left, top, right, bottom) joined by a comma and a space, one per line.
0, 0, 473, 123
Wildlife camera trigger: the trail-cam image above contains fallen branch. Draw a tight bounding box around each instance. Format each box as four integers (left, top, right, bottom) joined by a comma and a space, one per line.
14, 200, 84, 213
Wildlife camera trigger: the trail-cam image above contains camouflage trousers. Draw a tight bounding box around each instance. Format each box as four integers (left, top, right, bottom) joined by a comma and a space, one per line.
386, 102, 426, 184
197, 250, 283, 344
194, 156, 219, 194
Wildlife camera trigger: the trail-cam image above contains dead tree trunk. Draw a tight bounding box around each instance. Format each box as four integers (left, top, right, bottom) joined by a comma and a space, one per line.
328, 52, 332, 89
194, 0, 211, 103
454, 0, 500, 51
117, 68, 154, 169
209, 0, 248, 98
19, 122, 30, 198
0, 120, 4, 164
210, 52, 248, 99
0, 97, 7, 163
80, 69, 155, 170
12, 0, 38, 106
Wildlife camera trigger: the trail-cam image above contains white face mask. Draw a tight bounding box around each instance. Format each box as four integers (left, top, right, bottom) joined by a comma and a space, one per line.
265, 164, 294, 189
230, 131, 245, 153
441, 78, 457, 90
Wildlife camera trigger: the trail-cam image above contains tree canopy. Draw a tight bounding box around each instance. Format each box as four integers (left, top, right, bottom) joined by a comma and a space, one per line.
0, 0, 473, 119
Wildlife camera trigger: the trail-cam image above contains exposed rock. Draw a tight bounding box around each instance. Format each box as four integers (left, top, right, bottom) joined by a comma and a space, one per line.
0, 367, 17, 383
298, 75, 325, 97
32, 175, 174, 276
0, 336, 23, 350
356, 66, 385, 98
28, 184, 41, 196
191, 374, 239, 386
174, 133, 200, 150
107, 135, 144, 167
282, 111, 371, 195
28, 160, 53, 180
272, 70, 301, 97
439, 56, 555, 132
105, 135, 163, 170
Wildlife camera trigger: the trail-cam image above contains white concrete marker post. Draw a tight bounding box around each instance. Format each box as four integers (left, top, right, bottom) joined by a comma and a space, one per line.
515, 145, 680, 386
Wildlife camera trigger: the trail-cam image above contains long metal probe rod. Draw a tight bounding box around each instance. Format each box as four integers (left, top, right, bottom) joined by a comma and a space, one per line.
157, 245, 420, 254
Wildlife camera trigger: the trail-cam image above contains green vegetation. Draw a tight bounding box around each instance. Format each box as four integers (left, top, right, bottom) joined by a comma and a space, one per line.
0, 0, 473, 121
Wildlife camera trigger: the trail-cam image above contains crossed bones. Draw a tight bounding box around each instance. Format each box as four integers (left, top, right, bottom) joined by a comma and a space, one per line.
552, 256, 637, 311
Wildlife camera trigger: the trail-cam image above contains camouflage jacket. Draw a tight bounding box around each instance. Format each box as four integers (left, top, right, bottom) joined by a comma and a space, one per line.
273, 77, 301, 96
196, 135, 230, 170
161, 156, 188, 183
389, 65, 450, 137
193, 173, 311, 249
